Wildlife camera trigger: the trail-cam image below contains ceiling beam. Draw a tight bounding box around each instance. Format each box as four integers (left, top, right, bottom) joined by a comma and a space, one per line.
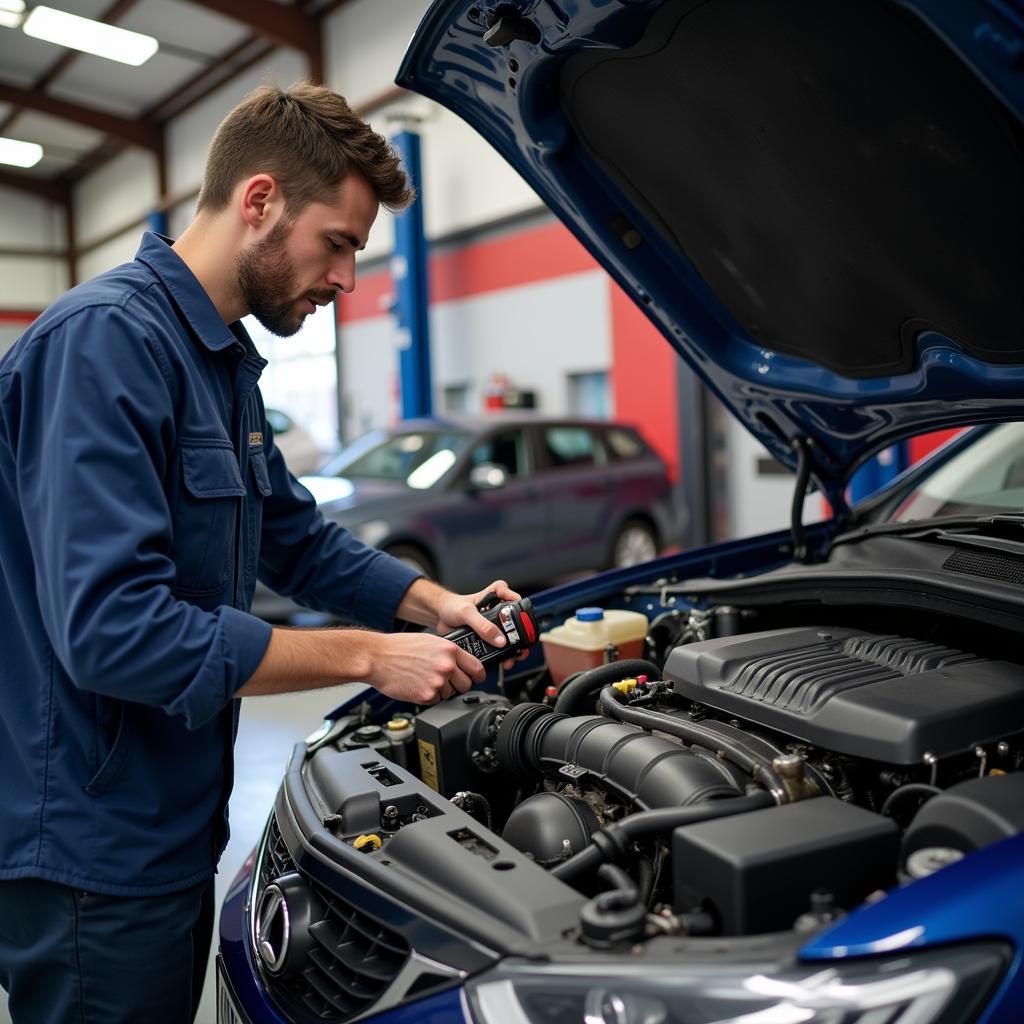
188, 0, 320, 56
145, 35, 274, 124
0, 83, 162, 152
49, 0, 353, 193
0, 167, 70, 203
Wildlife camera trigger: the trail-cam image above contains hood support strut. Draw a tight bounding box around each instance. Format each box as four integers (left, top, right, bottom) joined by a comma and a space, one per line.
790, 438, 812, 563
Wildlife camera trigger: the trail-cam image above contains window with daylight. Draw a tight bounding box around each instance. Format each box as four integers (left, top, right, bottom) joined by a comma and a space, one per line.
567, 370, 610, 418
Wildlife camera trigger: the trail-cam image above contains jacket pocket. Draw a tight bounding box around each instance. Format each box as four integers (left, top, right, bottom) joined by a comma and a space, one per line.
84, 703, 132, 796
249, 450, 272, 497
171, 439, 245, 596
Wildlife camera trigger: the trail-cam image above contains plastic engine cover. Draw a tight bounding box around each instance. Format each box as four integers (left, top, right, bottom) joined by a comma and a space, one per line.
663, 627, 1024, 764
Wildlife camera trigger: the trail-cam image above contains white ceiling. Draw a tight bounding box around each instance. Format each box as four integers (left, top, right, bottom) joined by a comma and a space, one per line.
0, 0, 334, 196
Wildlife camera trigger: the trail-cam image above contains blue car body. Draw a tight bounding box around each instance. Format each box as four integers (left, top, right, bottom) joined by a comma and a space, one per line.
219, 2, 1024, 1022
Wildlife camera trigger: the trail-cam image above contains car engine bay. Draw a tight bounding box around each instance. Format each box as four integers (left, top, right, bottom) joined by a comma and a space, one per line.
244, 527, 1024, 1022
274, 567, 1024, 953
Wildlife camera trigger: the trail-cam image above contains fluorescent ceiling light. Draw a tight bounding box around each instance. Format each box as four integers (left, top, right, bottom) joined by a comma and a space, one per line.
22, 6, 158, 66
0, 0, 24, 29
0, 137, 43, 169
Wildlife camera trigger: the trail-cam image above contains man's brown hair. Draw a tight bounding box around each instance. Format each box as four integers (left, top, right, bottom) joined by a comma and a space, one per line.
198, 81, 414, 215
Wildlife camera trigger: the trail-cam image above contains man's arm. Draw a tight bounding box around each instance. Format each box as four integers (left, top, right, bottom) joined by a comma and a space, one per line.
238, 577, 522, 704
253, 417, 421, 627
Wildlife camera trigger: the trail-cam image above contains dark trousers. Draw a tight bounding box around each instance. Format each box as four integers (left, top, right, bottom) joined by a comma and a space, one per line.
0, 876, 215, 1024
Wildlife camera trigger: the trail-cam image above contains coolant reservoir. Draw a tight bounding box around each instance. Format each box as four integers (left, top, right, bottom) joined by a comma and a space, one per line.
540, 607, 649, 685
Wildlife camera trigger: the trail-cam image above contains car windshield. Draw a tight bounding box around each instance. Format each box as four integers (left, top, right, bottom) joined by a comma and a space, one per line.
890, 422, 1024, 521
318, 428, 473, 489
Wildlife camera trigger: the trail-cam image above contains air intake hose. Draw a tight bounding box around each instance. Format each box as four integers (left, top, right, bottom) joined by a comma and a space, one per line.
597, 686, 787, 801
495, 703, 741, 811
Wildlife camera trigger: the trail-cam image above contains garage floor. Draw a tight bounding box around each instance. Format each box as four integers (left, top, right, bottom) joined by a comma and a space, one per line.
0, 684, 360, 1024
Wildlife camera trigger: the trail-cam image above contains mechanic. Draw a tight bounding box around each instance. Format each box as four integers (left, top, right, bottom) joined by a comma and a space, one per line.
0, 82, 520, 1024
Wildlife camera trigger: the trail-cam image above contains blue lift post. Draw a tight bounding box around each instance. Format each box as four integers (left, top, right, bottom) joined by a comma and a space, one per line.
390, 129, 433, 419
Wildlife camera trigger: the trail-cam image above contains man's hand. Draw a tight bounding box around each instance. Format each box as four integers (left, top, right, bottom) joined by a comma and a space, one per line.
434, 580, 532, 672
396, 577, 532, 673
433, 579, 519, 640
369, 631, 486, 704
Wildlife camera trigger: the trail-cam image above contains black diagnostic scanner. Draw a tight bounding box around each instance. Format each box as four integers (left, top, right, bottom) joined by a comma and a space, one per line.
444, 595, 537, 665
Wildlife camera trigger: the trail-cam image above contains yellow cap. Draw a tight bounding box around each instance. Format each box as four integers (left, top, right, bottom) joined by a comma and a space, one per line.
353, 834, 382, 851
612, 678, 637, 694
386, 718, 410, 732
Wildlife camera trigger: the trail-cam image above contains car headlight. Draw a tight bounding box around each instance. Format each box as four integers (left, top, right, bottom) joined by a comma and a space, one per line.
466, 944, 1007, 1024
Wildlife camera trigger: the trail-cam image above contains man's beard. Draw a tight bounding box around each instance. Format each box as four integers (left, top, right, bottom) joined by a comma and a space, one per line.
235, 219, 329, 337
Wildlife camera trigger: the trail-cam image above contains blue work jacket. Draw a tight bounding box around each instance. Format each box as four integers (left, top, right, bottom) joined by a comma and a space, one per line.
0, 233, 420, 896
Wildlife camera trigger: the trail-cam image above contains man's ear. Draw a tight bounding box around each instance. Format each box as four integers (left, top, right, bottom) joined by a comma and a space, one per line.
238, 174, 280, 230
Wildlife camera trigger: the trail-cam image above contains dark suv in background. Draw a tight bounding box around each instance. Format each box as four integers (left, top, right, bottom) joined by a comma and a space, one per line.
252, 414, 678, 619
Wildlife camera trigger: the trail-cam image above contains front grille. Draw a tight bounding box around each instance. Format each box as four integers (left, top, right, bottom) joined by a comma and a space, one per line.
255, 815, 410, 1023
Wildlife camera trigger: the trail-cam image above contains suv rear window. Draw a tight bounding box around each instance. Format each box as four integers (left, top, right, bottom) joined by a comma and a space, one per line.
605, 427, 646, 460
543, 426, 602, 467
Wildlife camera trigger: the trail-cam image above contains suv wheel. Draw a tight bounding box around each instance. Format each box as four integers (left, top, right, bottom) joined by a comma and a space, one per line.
385, 544, 437, 580
611, 519, 658, 568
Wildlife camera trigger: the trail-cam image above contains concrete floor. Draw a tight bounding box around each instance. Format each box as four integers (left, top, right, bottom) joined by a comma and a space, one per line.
0, 684, 361, 1024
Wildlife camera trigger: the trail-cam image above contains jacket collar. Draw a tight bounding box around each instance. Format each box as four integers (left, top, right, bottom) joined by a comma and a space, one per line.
135, 231, 239, 353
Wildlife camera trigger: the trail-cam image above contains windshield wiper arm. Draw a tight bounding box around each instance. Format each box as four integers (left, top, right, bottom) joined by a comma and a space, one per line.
832, 513, 1024, 550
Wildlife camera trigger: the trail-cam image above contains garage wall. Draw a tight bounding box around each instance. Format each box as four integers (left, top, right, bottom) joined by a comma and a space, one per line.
340, 268, 610, 438
725, 417, 823, 538
324, 0, 544, 262
0, 184, 66, 315
0, 314, 37, 360
74, 149, 160, 282
323, 0, 424, 101
165, 49, 310, 237
351, 98, 545, 266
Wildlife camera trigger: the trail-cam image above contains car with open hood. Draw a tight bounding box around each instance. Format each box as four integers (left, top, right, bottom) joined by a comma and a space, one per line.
216, 2, 1024, 1022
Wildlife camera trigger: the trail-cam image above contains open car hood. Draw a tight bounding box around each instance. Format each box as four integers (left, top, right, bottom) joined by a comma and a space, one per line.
398, 0, 1024, 503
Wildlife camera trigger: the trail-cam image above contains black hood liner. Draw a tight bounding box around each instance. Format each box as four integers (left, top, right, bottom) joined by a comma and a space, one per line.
562, 0, 1024, 379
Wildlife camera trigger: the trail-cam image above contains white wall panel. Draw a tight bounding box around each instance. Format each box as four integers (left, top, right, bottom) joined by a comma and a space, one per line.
0, 186, 62, 246
166, 198, 196, 240
76, 228, 148, 284
0, 258, 66, 309
724, 417, 821, 539
74, 149, 158, 250
0, 185, 65, 309
0, 324, 30, 358
165, 51, 309, 198
338, 269, 608, 439
420, 105, 542, 238
323, 0, 425, 102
